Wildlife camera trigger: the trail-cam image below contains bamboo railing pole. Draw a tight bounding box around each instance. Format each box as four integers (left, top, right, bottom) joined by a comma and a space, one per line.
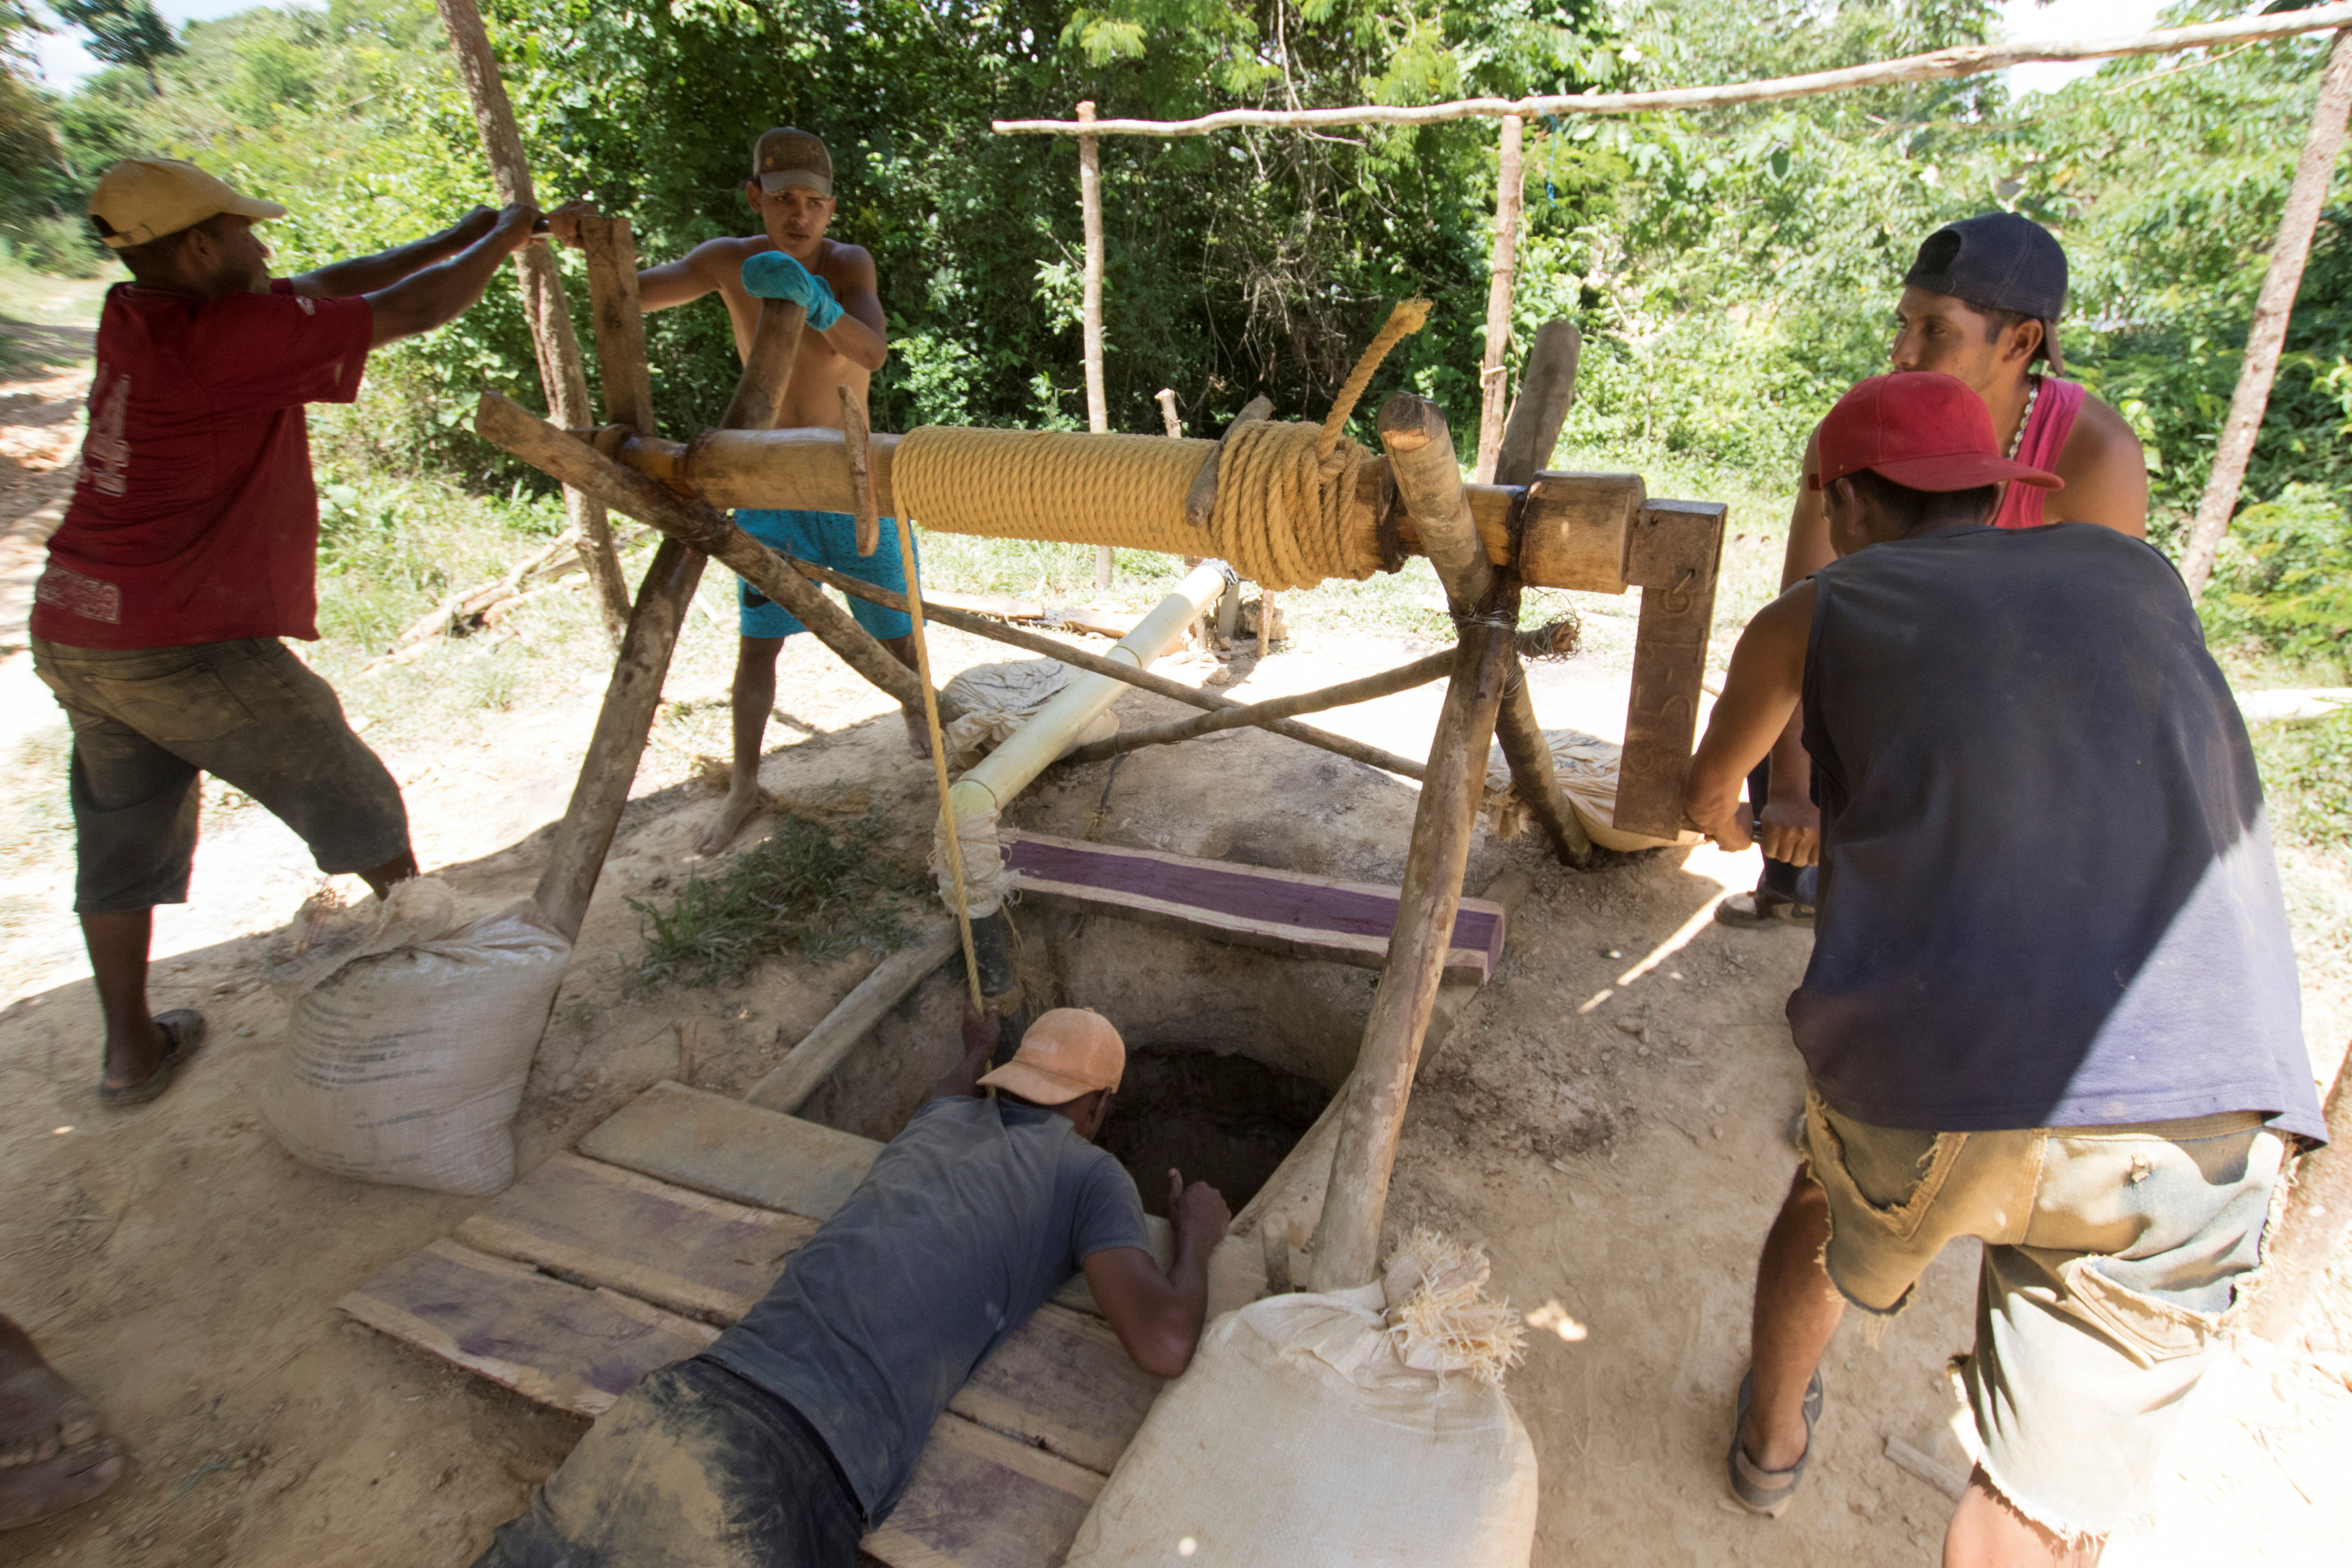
989, 5, 2352, 134
2180, 27, 2352, 599
431, 0, 629, 643
1474, 114, 1524, 484
1079, 101, 1115, 591
1308, 609, 1519, 1289
779, 552, 1430, 780
1063, 646, 1459, 764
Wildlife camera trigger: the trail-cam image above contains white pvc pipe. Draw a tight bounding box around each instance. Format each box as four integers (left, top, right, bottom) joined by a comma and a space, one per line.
949, 560, 1231, 821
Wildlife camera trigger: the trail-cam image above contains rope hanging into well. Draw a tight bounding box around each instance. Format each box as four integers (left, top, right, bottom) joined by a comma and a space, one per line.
893, 299, 1430, 592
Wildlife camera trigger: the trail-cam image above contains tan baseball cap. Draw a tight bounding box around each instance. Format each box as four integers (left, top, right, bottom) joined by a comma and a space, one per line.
753, 127, 832, 198
977, 1009, 1125, 1106
89, 158, 285, 249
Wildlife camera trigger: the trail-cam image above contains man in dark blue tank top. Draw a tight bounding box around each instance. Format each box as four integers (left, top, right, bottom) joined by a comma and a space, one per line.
1682, 372, 2321, 1564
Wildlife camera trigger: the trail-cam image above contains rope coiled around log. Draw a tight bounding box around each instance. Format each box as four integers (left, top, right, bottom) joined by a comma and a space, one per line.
891, 300, 1430, 591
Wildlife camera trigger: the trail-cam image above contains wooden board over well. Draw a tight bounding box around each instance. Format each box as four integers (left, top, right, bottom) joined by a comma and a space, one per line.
999, 828, 1508, 984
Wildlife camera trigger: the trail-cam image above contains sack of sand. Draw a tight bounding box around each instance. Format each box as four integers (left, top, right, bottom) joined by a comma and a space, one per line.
1065, 1229, 1538, 1568
259, 878, 570, 1195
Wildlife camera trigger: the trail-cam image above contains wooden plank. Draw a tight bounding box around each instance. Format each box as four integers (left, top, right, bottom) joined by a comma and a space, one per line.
745, 922, 961, 1112
456, 1153, 815, 1324
1612, 499, 1727, 840
1000, 830, 1506, 985
863, 1412, 1103, 1568
950, 1305, 1160, 1475
578, 1081, 882, 1222
338, 1240, 716, 1418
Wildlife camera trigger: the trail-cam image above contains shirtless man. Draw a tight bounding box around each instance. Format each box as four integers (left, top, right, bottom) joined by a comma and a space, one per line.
556, 128, 923, 857
1723, 212, 2151, 926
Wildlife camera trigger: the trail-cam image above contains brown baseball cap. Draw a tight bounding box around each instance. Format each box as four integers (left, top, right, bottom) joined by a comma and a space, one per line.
90, 158, 285, 248
977, 1009, 1125, 1106
753, 128, 832, 198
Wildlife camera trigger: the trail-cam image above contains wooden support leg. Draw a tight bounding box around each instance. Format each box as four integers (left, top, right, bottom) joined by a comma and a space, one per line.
1380, 392, 1590, 865
474, 393, 945, 720
1307, 611, 1519, 1290
1612, 499, 1728, 840
532, 540, 709, 941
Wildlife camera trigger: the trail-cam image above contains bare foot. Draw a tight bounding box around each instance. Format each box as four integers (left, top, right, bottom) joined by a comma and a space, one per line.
0, 1321, 99, 1471
902, 707, 932, 761
0, 1439, 122, 1530
693, 787, 768, 857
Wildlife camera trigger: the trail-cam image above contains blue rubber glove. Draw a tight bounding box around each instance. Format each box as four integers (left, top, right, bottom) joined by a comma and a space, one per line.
741, 251, 844, 331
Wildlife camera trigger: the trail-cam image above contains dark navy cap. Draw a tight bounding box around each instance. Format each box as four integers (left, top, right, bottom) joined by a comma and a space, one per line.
1903, 213, 2067, 321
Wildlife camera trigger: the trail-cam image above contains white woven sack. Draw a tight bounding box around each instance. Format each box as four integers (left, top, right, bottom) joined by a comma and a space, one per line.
260, 878, 571, 1196
1066, 1250, 1538, 1567
938, 658, 1116, 772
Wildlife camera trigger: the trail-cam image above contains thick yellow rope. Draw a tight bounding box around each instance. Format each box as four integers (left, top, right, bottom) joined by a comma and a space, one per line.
893, 300, 1430, 592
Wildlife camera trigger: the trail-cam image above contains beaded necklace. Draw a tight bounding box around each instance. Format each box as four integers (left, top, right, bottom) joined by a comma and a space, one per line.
2006, 376, 2041, 461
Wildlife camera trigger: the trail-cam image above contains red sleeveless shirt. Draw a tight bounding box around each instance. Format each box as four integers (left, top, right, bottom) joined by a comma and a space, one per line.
1991, 376, 2083, 530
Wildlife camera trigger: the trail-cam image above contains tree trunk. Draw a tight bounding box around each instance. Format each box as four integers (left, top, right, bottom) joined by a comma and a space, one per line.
1474, 115, 1525, 484
431, 0, 631, 642
2178, 27, 2352, 600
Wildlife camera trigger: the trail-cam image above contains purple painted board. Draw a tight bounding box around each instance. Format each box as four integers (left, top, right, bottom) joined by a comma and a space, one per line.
339, 1239, 716, 1417
999, 829, 1506, 978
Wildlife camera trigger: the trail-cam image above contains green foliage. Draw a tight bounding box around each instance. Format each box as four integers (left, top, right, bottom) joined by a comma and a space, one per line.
626, 810, 928, 995
2204, 483, 2352, 668
2253, 711, 2352, 852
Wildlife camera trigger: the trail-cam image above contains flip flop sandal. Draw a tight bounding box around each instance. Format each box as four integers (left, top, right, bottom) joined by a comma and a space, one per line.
1714, 891, 1816, 929
1727, 1368, 1825, 1518
98, 1009, 206, 1108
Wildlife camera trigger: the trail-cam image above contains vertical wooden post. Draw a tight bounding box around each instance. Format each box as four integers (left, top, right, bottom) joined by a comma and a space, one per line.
1307, 613, 1517, 1290
2180, 27, 2352, 599
1078, 101, 1115, 590
1383, 391, 1591, 865
722, 300, 811, 434
577, 214, 655, 433
1474, 114, 1526, 484
1493, 319, 1581, 485
431, 0, 630, 643
2249, 1055, 2352, 1343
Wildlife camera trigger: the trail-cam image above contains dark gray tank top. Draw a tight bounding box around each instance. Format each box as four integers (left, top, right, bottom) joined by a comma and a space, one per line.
1790, 523, 2322, 1138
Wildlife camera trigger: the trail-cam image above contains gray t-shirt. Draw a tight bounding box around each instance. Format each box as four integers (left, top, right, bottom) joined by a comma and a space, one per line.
703, 1094, 1150, 1521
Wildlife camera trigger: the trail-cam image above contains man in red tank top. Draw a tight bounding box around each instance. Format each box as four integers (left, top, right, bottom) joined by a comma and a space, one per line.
1721, 213, 2151, 926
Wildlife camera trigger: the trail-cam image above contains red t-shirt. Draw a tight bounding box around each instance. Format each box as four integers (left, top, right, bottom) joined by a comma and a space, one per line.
32, 277, 372, 649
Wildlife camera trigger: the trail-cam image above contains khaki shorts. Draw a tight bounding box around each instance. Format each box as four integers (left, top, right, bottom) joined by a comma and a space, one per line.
31, 636, 409, 914
1801, 1087, 2287, 1538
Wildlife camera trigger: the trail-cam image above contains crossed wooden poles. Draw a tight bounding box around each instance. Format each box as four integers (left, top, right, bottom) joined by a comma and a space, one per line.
475, 216, 1725, 1286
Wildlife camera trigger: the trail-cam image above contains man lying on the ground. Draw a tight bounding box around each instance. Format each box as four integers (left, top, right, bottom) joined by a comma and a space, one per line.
1725, 211, 2151, 928
551, 127, 926, 859
1682, 371, 2320, 1566
31, 158, 543, 1107
0, 1314, 120, 1530
472, 1006, 1231, 1568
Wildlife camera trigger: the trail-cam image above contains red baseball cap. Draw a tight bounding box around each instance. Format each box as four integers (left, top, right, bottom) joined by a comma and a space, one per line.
1811, 371, 2062, 494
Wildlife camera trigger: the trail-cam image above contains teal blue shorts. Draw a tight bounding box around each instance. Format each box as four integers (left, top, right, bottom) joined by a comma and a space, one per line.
735, 509, 916, 641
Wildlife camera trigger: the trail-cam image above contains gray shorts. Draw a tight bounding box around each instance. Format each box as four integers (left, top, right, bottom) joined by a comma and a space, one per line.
471, 1357, 864, 1568
31, 636, 409, 914
1801, 1086, 2288, 1538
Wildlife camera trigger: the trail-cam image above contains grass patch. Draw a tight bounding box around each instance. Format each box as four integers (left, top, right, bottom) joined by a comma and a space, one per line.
626, 809, 929, 995
2254, 711, 2352, 852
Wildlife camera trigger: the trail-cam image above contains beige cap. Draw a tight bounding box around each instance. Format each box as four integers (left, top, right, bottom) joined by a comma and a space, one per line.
753, 127, 832, 198
977, 1009, 1125, 1106
90, 158, 285, 249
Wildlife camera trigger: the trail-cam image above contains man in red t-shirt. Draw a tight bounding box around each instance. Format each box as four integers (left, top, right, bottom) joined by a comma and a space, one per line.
29, 158, 543, 1113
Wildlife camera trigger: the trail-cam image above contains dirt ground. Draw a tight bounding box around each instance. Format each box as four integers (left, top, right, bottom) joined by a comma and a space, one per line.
3, 361, 2349, 1566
